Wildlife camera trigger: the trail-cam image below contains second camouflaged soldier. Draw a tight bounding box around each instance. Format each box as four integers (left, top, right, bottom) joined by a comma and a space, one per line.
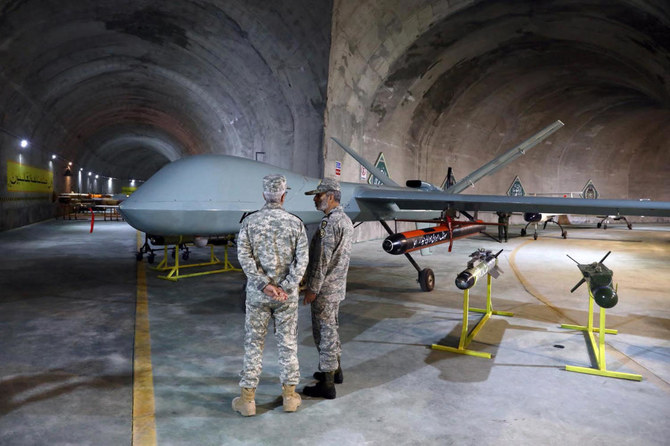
233, 174, 309, 416
302, 178, 354, 399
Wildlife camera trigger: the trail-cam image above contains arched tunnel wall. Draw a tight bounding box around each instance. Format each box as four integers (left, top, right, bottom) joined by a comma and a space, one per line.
1, 0, 669, 233
0, 0, 331, 231
325, 0, 670, 240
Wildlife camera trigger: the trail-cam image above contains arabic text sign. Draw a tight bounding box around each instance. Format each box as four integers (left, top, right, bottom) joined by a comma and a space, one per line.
7, 160, 53, 193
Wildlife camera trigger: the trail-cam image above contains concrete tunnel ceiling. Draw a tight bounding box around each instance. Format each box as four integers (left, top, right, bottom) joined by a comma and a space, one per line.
328, 0, 670, 202
1, 0, 668, 202
0, 0, 332, 180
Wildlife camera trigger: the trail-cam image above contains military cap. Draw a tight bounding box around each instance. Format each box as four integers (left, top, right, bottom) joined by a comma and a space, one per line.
263, 174, 290, 194
304, 177, 341, 195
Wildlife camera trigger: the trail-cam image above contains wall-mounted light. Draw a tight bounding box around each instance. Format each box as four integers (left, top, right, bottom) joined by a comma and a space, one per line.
95, 174, 99, 179
20, 139, 29, 148
88, 172, 92, 176
51, 154, 56, 159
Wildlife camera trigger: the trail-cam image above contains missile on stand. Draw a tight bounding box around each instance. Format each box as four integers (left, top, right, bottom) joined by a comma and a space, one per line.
568, 251, 618, 308
455, 248, 504, 290
382, 223, 486, 255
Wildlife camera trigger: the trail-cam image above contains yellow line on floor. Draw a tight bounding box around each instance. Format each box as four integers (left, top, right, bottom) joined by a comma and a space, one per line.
133, 231, 157, 446
508, 239, 577, 324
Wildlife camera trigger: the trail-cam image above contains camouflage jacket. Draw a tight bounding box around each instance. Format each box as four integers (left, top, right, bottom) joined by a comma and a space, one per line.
237, 202, 309, 304
305, 205, 354, 301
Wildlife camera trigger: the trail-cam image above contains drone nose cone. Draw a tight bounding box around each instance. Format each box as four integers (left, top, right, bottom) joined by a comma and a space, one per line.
593, 287, 618, 308
455, 271, 475, 290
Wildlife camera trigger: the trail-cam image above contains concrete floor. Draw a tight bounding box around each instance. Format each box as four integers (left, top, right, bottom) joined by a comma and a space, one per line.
1, 218, 669, 445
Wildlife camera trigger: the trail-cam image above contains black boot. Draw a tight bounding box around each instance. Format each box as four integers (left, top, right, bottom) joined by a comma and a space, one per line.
313, 366, 343, 384
303, 371, 336, 399
313, 357, 343, 384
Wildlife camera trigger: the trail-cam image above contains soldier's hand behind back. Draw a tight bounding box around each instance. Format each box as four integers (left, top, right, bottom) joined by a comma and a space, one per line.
303, 290, 316, 305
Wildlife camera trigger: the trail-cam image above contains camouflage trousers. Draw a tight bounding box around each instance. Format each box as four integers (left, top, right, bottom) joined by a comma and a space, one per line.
311, 297, 341, 372
239, 299, 300, 388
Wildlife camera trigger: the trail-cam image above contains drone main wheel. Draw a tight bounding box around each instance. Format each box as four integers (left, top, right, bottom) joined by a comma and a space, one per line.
520, 228, 527, 236
419, 268, 435, 292
562, 231, 568, 239
533, 233, 538, 240
597, 223, 602, 228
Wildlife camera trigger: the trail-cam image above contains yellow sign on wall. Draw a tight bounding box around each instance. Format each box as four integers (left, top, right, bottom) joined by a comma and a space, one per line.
7, 160, 53, 193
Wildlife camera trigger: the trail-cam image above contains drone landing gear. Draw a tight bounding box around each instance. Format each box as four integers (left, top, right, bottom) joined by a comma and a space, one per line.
379, 219, 434, 291
418, 267, 435, 292
136, 233, 156, 263
135, 235, 190, 265
597, 216, 632, 230
521, 217, 567, 240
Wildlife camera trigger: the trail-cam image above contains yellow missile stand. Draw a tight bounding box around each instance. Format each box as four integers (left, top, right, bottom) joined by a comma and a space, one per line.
152, 236, 241, 281
431, 274, 513, 358
560, 285, 641, 381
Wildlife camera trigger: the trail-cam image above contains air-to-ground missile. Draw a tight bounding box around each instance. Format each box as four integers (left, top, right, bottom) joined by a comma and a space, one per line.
567, 251, 618, 308
382, 223, 486, 255
455, 248, 504, 290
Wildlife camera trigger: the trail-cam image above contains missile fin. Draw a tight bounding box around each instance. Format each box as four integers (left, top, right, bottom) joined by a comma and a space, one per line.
570, 278, 586, 293
599, 250, 612, 264
566, 254, 579, 264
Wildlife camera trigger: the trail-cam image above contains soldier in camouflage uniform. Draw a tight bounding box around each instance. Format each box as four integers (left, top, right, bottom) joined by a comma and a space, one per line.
302, 178, 354, 399
233, 174, 309, 416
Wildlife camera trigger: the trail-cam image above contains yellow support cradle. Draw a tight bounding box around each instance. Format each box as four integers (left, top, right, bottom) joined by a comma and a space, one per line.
560, 285, 641, 381
431, 275, 513, 358
152, 242, 241, 281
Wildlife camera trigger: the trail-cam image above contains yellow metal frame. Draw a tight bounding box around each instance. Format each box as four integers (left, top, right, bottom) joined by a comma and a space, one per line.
432, 275, 513, 358
560, 285, 641, 381
152, 243, 242, 281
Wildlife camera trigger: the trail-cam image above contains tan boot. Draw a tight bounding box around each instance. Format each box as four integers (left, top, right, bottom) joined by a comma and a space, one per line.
282, 384, 302, 412
232, 387, 256, 416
